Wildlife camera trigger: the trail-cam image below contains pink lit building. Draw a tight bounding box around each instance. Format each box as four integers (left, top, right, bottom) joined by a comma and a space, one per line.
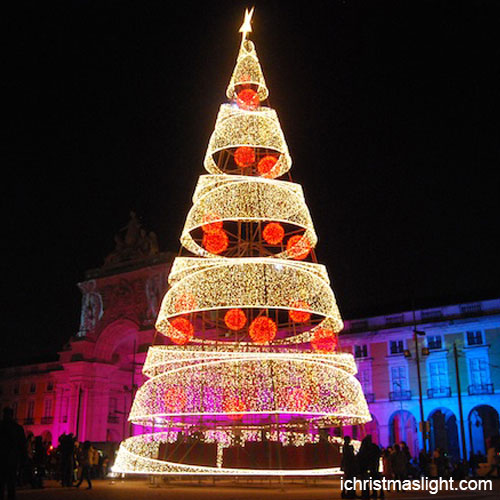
0, 213, 174, 446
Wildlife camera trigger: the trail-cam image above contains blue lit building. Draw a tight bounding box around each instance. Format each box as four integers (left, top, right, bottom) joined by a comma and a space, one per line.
340, 298, 500, 461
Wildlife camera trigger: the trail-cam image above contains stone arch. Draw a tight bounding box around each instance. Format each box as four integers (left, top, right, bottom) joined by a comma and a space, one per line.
94, 319, 140, 363
389, 409, 419, 458
468, 405, 500, 456
428, 407, 459, 460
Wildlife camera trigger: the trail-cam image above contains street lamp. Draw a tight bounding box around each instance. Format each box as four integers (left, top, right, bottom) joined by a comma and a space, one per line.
413, 319, 428, 454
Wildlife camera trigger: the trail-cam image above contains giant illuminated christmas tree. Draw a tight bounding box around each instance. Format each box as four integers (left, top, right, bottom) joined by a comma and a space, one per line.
113, 9, 371, 476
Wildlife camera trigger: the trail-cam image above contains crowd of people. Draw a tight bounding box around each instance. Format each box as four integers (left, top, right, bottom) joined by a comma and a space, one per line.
58, 432, 104, 489
0, 408, 111, 499
341, 433, 500, 498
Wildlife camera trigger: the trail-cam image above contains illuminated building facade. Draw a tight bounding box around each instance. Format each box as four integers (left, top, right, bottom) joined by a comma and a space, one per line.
341, 298, 500, 460
0, 213, 174, 446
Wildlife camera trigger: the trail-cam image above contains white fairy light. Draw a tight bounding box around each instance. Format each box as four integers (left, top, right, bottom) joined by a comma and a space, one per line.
112, 432, 360, 476
156, 257, 343, 342
181, 175, 316, 257
129, 348, 370, 425
204, 105, 291, 178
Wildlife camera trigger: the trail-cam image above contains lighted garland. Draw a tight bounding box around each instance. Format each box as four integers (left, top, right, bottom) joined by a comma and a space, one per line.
113, 433, 349, 476
156, 257, 343, 343
223, 397, 247, 420
128, 351, 370, 426
114, 427, 361, 454
113, 344, 370, 475
204, 104, 291, 178
226, 39, 269, 100
174, 292, 197, 313
181, 175, 317, 258
164, 386, 187, 412
112, 432, 361, 476
168, 256, 331, 285
141, 345, 359, 379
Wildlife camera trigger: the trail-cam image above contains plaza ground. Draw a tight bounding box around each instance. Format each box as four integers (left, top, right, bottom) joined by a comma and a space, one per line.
14, 478, 499, 500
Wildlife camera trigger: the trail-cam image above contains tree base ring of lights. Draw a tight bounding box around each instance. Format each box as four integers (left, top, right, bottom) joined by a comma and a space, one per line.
112, 433, 360, 476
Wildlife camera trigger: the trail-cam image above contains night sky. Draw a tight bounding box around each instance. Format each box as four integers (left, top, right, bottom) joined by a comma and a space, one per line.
4, 0, 500, 367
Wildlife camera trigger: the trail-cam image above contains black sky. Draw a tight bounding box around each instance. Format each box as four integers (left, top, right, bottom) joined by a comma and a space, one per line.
4, 0, 500, 367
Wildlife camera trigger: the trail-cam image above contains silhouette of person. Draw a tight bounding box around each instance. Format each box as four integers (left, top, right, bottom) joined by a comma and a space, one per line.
0, 407, 26, 500
341, 435, 357, 498
75, 441, 92, 489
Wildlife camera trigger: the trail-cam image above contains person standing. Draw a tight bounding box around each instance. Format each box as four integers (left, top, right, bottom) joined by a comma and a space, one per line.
31, 436, 46, 488
358, 435, 383, 499
400, 442, 412, 476
418, 449, 430, 477
341, 436, 357, 498
75, 441, 92, 489
382, 447, 393, 479
90, 446, 99, 479
59, 433, 75, 487
369, 439, 384, 498
391, 444, 407, 487
0, 407, 27, 500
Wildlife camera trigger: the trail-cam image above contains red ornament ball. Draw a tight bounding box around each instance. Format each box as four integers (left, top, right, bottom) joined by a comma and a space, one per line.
257, 155, 278, 177
249, 316, 277, 344
289, 300, 312, 323
236, 88, 260, 110
234, 146, 256, 168
169, 317, 194, 345
286, 234, 311, 260
224, 308, 247, 331
311, 328, 338, 353
202, 229, 229, 254
175, 292, 197, 313
164, 386, 187, 412
286, 387, 311, 412
223, 397, 246, 420
262, 222, 285, 245
201, 212, 223, 234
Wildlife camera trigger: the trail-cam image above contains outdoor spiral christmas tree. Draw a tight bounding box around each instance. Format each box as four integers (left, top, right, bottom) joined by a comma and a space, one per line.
113, 9, 371, 476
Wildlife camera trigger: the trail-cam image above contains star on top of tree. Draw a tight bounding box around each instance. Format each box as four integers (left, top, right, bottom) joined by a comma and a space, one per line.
239, 7, 255, 44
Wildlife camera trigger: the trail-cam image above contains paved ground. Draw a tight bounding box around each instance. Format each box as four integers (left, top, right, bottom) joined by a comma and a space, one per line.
13, 478, 500, 500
